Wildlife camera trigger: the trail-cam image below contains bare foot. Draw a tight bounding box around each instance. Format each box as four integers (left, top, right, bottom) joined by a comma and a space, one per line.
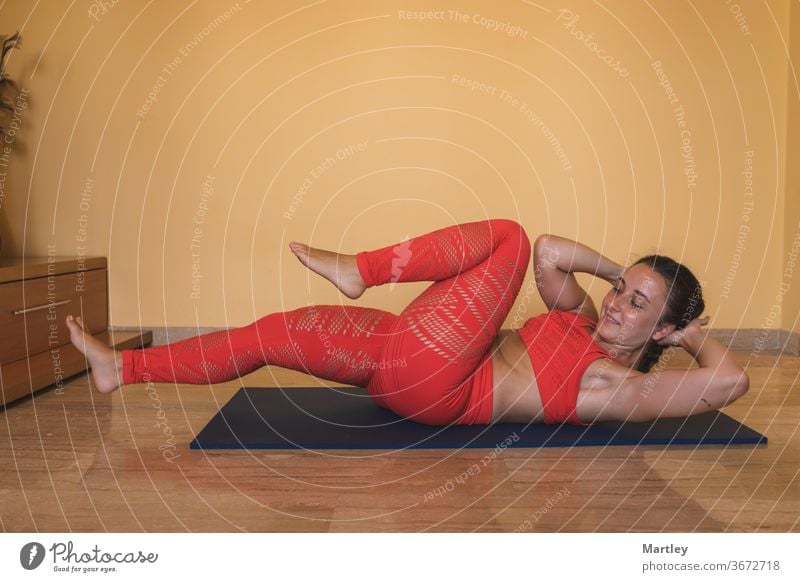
65, 315, 123, 394
289, 242, 367, 299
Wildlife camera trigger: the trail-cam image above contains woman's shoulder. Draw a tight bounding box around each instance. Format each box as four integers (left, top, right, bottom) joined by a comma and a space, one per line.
583, 356, 637, 386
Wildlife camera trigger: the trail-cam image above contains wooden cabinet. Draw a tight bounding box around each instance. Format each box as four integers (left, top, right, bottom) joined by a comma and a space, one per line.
0, 256, 151, 406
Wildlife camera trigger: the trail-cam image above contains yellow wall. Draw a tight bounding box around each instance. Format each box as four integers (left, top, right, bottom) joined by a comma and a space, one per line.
0, 0, 794, 330
785, 0, 800, 335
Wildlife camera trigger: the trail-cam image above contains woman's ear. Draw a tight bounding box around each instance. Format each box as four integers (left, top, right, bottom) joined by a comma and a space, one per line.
651, 322, 676, 343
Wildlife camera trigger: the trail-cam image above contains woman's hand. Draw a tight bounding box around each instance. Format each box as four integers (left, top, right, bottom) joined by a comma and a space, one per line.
602, 263, 626, 286
657, 316, 711, 348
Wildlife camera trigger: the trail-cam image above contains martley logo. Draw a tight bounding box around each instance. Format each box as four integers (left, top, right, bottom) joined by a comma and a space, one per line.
20, 542, 46, 570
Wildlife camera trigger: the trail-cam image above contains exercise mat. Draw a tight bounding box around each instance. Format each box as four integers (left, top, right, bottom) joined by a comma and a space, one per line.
189, 387, 767, 450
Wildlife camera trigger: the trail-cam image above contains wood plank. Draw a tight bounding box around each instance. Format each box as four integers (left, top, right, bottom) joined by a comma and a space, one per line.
0, 256, 106, 283
0, 269, 108, 365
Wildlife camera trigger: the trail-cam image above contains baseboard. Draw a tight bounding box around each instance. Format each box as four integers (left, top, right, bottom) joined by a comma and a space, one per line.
708, 328, 800, 355
111, 326, 221, 347
778, 328, 800, 355
111, 325, 800, 356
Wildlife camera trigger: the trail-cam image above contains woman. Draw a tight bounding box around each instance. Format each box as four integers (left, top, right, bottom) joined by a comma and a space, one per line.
65, 219, 749, 425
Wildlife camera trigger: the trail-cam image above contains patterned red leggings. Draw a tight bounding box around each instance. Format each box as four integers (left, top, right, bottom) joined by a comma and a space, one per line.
122, 219, 531, 425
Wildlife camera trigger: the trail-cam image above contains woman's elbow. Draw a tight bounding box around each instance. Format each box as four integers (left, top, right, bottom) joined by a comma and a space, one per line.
533, 234, 561, 266
533, 234, 551, 255
728, 370, 750, 401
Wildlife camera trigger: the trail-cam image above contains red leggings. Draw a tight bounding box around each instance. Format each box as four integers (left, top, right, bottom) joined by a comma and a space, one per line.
122, 219, 531, 425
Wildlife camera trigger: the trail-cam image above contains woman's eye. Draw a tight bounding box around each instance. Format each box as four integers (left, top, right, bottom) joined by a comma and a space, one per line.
631, 301, 643, 310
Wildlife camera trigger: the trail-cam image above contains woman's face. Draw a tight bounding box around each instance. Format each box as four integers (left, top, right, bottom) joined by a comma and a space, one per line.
596, 263, 675, 348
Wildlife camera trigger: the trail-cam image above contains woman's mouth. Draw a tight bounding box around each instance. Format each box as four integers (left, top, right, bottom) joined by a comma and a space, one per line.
604, 313, 620, 325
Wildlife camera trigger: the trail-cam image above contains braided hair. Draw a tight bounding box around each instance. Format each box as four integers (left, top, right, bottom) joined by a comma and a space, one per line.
633, 255, 705, 373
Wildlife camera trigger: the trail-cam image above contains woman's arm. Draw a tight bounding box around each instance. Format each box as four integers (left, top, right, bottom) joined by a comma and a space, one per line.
533, 234, 625, 316
617, 320, 750, 422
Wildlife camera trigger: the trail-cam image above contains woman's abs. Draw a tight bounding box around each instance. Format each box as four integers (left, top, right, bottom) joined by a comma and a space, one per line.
490, 329, 546, 423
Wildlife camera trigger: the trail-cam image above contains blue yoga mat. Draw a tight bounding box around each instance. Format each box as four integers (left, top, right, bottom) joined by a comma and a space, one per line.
189, 387, 767, 450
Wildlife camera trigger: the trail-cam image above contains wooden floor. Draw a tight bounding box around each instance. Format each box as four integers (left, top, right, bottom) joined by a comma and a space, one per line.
1, 350, 797, 532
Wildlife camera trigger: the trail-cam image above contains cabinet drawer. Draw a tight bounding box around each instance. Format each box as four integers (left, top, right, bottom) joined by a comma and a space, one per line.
0, 269, 107, 365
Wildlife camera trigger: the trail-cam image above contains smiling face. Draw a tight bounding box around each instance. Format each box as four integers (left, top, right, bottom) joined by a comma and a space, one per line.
596, 263, 676, 348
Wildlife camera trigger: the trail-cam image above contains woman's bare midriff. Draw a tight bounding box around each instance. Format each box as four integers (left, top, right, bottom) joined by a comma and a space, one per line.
489, 329, 546, 423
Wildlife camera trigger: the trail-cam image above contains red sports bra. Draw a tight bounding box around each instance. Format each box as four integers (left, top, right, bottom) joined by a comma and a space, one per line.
517, 310, 620, 426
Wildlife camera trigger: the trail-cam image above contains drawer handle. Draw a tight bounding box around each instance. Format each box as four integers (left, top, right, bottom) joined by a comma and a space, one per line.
12, 298, 73, 316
